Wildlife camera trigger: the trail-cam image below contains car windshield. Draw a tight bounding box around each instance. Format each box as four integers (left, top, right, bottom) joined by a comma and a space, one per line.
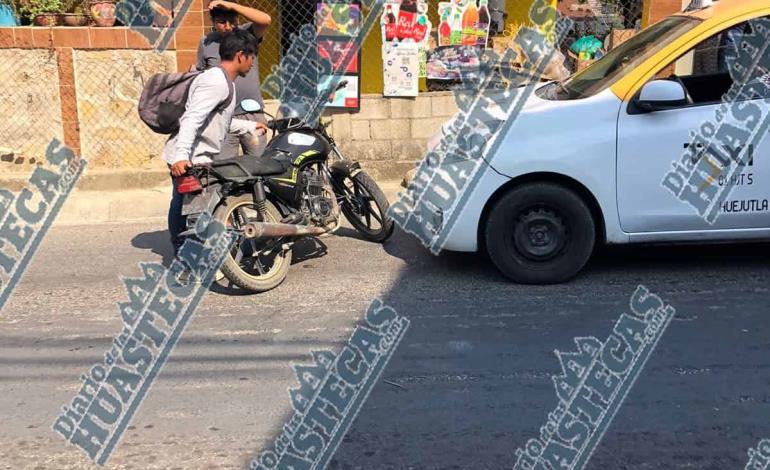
543, 16, 702, 100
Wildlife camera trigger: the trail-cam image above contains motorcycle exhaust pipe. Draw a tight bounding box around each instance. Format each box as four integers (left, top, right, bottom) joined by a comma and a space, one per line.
241, 222, 328, 239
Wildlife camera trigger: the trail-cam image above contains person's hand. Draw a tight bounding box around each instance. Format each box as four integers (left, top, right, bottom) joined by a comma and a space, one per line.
208, 0, 235, 11
253, 121, 269, 136
170, 160, 191, 177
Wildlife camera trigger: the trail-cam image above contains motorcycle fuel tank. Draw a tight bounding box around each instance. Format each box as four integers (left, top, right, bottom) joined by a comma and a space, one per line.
268, 129, 331, 164
266, 129, 332, 201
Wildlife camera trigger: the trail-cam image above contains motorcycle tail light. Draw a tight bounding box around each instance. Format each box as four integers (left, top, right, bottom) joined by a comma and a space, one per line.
177, 175, 202, 194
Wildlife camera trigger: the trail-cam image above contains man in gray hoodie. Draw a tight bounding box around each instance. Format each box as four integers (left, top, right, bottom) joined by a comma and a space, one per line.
197, 0, 272, 159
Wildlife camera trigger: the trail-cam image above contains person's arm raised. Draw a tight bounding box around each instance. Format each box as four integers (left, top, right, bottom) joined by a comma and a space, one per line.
208, 0, 272, 39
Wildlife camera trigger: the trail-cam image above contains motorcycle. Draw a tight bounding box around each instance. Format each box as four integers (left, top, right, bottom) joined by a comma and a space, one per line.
175, 86, 395, 293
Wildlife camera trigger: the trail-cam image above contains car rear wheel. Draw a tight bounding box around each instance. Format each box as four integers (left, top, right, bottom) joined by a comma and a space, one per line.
484, 182, 596, 284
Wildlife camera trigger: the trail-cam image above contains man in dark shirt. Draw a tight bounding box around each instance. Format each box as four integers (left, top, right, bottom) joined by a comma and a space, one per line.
197, 0, 272, 159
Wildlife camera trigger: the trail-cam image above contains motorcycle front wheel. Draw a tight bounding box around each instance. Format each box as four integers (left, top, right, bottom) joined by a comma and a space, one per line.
332, 169, 394, 243
214, 194, 292, 293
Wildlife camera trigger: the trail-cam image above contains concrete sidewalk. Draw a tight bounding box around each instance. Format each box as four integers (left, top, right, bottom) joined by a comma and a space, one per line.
55, 179, 407, 225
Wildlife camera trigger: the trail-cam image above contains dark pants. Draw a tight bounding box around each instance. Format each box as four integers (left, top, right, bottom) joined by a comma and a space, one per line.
168, 174, 186, 255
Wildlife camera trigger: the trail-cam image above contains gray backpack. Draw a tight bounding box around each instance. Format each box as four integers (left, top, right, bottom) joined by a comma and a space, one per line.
138, 67, 234, 135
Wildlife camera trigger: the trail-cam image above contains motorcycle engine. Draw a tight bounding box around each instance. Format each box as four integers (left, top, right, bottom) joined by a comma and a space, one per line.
298, 167, 339, 227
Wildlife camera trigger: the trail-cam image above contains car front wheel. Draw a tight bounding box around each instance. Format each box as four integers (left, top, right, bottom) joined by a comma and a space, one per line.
484, 182, 596, 284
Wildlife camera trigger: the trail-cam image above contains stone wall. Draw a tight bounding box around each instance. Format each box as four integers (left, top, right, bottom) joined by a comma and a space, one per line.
0, 46, 456, 178
73, 49, 176, 168
0, 48, 64, 171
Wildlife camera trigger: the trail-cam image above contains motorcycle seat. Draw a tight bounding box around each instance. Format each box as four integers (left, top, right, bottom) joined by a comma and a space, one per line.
211, 154, 286, 178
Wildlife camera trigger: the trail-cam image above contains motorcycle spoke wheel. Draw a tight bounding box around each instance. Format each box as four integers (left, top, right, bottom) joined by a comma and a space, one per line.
215, 195, 292, 293
345, 178, 382, 232
333, 170, 395, 243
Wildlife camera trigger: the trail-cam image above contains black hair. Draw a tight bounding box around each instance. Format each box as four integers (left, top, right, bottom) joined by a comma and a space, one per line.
210, 6, 237, 22
219, 29, 258, 61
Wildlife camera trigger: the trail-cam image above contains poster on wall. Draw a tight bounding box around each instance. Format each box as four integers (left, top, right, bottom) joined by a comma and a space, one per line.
318, 38, 359, 74
436, 0, 490, 47
318, 75, 360, 108
428, 0, 490, 80
383, 43, 421, 96
316, 0, 362, 110
380, 0, 432, 97
317, 1, 362, 37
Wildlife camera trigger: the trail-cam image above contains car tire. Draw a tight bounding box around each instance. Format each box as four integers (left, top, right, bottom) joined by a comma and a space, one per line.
484, 182, 596, 284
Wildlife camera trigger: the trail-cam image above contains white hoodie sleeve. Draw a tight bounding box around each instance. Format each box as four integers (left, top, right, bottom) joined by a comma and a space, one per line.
168, 71, 230, 165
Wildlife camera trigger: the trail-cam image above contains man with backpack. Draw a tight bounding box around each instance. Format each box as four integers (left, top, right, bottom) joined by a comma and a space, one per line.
197, 0, 272, 159
161, 29, 269, 256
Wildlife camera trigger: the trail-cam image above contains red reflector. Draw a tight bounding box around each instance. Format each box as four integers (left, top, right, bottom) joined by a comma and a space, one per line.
177, 175, 202, 194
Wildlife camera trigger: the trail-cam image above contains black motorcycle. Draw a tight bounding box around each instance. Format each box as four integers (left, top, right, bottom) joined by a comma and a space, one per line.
175, 99, 394, 293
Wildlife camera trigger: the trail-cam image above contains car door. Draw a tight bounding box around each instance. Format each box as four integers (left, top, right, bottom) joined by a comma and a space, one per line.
617, 19, 770, 234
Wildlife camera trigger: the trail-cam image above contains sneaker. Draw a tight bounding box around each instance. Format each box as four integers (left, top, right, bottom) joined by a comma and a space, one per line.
215, 270, 226, 283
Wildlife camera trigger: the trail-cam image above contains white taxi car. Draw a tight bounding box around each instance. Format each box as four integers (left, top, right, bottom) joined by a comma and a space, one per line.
435, 0, 770, 283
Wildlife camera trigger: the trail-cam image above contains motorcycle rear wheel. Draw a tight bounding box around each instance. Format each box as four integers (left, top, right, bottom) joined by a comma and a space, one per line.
214, 194, 292, 293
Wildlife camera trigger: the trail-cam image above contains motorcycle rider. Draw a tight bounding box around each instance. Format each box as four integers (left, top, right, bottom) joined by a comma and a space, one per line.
164, 29, 269, 259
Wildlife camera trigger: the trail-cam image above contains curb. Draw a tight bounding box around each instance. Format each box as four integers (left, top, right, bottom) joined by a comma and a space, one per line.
54, 180, 406, 226
0, 169, 170, 192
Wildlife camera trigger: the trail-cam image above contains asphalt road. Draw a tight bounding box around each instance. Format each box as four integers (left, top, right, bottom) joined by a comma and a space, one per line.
1, 219, 769, 470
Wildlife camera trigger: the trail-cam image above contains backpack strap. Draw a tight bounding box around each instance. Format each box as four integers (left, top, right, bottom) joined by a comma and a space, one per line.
216, 66, 235, 113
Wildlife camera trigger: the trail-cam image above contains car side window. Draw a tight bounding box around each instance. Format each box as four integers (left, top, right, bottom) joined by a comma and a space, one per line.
655, 18, 770, 106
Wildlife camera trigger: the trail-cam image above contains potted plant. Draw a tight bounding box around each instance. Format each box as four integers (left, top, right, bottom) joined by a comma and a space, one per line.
19, 0, 62, 26
88, 0, 115, 27
62, 0, 87, 25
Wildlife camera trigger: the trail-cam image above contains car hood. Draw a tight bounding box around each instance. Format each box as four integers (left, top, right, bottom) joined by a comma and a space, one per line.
482, 85, 624, 175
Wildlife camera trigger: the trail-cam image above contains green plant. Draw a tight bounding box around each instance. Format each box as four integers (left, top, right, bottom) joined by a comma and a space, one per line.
9, 0, 23, 17
61, 0, 84, 13
18, 0, 61, 18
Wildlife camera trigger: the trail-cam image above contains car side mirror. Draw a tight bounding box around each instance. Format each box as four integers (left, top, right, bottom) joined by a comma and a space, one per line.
632, 79, 688, 114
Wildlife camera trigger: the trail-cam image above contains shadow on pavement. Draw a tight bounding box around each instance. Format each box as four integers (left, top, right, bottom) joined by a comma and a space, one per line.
131, 230, 175, 268
327, 230, 770, 469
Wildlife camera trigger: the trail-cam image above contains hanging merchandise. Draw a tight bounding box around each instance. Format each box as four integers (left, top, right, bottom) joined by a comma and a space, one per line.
461, 0, 478, 45
477, 0, 490, 46
380, 0, 431, 44
435, 0, 490, 48
427, 0, 490, 81
380, 0, 432, 97
438, 9, 452, 46
450, 7, 462, 45
383, 4, 397, 41
397, 0, 418, 40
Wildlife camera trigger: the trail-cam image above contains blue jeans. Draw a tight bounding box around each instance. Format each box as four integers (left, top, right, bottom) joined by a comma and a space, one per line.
168, 174, 186, 255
